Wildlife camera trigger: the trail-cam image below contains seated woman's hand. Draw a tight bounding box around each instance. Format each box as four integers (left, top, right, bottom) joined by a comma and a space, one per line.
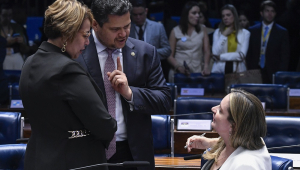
186, 135, 215, 152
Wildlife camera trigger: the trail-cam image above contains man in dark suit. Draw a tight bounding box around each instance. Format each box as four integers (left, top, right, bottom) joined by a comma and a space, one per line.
246, 0, 290, 83
76, 0, 171, 170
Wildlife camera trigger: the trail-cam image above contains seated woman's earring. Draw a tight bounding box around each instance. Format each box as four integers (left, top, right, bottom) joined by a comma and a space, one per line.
61, 42, 67, 52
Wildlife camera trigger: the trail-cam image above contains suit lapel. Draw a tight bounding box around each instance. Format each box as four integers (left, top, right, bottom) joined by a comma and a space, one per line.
82, 35, 107, 100
122, 38, 137, 85
145, 19, 152, 44
129, 23, 137, 39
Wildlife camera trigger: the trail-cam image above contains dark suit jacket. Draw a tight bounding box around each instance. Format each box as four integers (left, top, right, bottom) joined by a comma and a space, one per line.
19, 42, 117, 170
246, 22, 290, 83
76, 36, 171, 170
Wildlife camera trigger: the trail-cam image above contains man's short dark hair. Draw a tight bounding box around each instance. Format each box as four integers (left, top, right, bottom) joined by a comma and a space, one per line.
91, 0, 132, 27
130, 0, 146, 8
260, 0, 276, 12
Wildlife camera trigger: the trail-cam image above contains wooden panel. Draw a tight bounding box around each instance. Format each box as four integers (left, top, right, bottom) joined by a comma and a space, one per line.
290, 97, 300, 110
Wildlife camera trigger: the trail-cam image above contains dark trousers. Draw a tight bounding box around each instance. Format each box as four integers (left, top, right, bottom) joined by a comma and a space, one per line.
107, 140, 137, 170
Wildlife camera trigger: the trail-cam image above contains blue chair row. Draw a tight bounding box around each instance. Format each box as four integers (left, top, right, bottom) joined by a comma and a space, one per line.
151, 115, 171, 157
265, 116, 300, 153
174, 73, 225, 95
3, 70, 21, 85
0, 112, 23, 145
0, 144, 26, 170
230, 84, 289, 111
273, 71, 300, 88
174, 97, 221, 125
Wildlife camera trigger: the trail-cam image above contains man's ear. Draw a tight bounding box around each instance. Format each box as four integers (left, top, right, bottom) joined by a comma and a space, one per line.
92, 19, 99, 31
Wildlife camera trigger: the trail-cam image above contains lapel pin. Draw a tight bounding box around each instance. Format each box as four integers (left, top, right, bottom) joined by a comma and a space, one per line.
131, 52, 135, 56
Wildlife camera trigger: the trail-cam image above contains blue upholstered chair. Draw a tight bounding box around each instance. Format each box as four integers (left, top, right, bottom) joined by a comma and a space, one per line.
201, 155, 293, 170
166, 83, 177, 108
229, 84, 289, 111
174, 97, 221, 122
270, 155, 293, 170
273, 71, 300, 88
151, 115, 171, 157
0, 112, 22, 144
265, 116, 300, 153
3, 70, 21, 85
174, 73, 225, 95
0, 144, 26, 170
9, 83, 21, 100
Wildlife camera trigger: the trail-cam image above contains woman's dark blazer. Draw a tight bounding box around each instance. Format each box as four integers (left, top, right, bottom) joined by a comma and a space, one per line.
19, 41, 117, 170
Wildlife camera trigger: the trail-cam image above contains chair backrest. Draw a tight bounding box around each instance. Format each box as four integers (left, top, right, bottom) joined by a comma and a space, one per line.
166, 83, 177, 107
273, 71, 300, 88
3, 70, 21, 85
0, 144, 26, 170
265, 116, 300, 153
151, 115, 171, 150
0, 112, 21, 144
9, 83, 21, 100
174, 97, 221, 124
174, 73, 225, 95
201, 155, 293, 170
271, 155, 293, 170
230, 84, 289, 111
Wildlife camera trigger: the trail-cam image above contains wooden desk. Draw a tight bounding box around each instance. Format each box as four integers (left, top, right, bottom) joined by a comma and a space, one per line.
155, 157, 201, 170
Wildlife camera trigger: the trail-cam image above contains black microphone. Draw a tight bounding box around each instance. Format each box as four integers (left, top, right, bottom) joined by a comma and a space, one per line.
69, 161, 150, 170
183, 154, 203, 160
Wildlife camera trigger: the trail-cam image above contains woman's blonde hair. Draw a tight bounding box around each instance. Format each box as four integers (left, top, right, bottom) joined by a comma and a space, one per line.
44, 0, 93, 42
203, 89, 266, 161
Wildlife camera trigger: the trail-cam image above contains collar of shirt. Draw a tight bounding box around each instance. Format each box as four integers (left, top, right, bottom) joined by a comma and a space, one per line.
262, 21, 274, 30
135, 22, 146, 32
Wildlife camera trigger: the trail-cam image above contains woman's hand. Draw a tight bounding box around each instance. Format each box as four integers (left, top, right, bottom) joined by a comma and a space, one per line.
202, 65, 211, 76
222, 26, 234, 36
176, 66, 190, 76
185, 136, 218, 152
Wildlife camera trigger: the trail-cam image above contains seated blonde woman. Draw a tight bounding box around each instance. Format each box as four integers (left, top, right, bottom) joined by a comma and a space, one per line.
186, 89, 271, 170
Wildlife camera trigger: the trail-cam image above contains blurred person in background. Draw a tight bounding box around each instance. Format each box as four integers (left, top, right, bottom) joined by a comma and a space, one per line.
167, 1, 211, 82
211, 4, 250, 75
0, 3, 28, 70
